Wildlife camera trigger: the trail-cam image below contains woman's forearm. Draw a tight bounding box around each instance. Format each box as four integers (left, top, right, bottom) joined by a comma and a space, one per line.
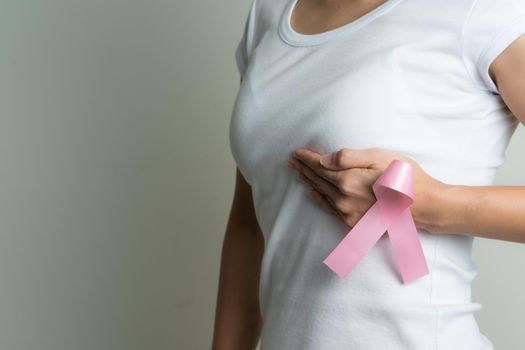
428, 184, 525, 243
211, 223, 264, 350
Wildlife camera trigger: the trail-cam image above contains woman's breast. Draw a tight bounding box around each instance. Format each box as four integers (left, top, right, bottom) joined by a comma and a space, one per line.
230, 47, 429, 191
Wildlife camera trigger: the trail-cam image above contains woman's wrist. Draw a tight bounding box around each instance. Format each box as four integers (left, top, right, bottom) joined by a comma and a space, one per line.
424, 183, 479, 235
413, 179, 446, 233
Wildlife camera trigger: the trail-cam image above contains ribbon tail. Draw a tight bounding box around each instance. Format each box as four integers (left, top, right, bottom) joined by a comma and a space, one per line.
323, 193, 403, 278
323, 201, 386, 277
388, 207, 430, 284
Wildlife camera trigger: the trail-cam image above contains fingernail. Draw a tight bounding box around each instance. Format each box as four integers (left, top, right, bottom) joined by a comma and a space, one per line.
320, 153, 332, 166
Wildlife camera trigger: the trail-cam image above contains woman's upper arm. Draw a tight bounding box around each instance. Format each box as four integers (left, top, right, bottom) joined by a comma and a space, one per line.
228, 167, 261, 233
490, 33, 525, 125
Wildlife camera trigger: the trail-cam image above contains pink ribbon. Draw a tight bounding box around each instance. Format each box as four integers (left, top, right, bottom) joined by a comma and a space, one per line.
323, 159, 429, 284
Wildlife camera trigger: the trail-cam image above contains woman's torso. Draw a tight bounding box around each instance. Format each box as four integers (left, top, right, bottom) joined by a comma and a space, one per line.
229, 0, 520, 348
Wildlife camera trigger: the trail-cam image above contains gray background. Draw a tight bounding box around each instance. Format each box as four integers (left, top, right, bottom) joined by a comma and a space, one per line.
0, 0, 523, 349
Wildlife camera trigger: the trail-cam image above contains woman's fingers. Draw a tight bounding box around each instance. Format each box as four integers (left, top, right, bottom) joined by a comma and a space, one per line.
297, 162, 343, 196
291, 149, 345, 188
295, 164, 351, 214
308, 186, 340, 218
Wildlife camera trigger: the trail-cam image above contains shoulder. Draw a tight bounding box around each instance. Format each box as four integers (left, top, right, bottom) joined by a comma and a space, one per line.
234, 0, 286, 78
462, 0, 525, 94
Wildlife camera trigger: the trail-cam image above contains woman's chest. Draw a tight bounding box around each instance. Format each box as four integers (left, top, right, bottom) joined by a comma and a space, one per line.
229, 26, 473, 188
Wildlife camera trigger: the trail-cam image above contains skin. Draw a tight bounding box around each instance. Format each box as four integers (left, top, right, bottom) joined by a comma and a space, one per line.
288, 34, 525, 244
213, 2, 525, 349
290, 0, 390, 35
211, 167, 264, 349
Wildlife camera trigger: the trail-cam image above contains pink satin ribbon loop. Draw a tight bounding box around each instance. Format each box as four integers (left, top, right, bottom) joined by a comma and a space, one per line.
323, 159, 429, 284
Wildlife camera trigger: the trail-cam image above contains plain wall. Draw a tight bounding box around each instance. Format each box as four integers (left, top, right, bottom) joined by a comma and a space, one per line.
0, 1, 523, 349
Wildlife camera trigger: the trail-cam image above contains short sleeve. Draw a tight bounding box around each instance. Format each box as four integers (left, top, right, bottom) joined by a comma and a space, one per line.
234, 0, 258, 81
462, 0, 525, 94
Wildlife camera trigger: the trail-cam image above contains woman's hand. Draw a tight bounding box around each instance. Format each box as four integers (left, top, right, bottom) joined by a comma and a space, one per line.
287, 147, 447, 233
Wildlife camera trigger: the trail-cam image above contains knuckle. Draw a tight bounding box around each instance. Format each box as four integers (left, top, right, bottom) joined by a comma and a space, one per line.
339, 200, 354, 214
338, 177, 354, 195
335, 148, 351, 166
331, 196, 345, 209
331, 195, 348, 212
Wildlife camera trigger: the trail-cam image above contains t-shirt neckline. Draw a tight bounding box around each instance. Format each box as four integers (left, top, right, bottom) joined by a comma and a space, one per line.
278, 0, 405, 47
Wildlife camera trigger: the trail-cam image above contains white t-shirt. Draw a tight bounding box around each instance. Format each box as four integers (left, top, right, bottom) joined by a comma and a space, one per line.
229, 0, 524, 349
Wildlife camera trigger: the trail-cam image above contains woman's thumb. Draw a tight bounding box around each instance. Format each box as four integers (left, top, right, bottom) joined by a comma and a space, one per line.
319, 153, 333, 167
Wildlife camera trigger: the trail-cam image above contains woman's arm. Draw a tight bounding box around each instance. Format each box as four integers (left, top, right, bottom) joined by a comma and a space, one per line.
211, 167, 264, 350
431, 33, 525, 243
433, 185, 525, 243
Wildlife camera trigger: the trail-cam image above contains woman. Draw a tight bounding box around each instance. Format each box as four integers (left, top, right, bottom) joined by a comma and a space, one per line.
213, 0, 525, 348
